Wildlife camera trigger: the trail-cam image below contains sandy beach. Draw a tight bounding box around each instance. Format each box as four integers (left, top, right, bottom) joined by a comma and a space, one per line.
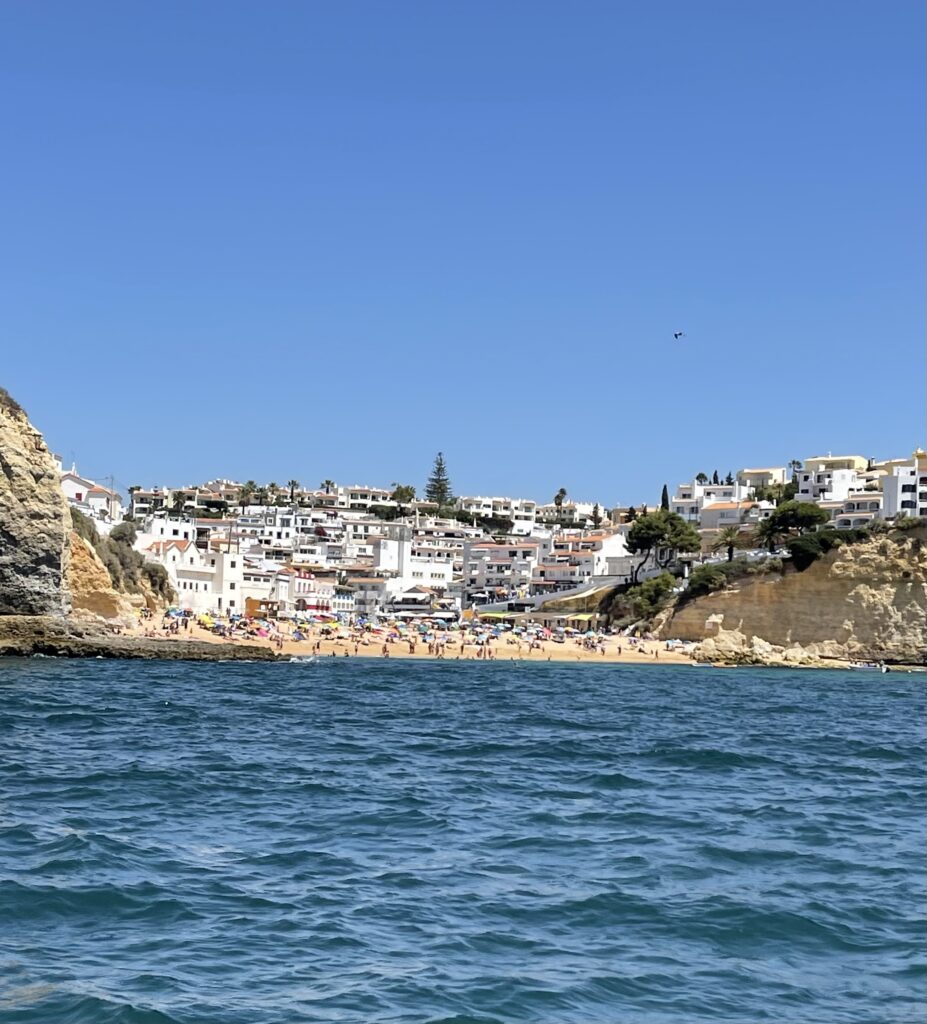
124, 618, 696, 665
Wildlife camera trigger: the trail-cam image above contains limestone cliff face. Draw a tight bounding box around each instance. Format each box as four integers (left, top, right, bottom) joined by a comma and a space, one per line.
661, 529, 927, 664
0, 389, 71, 616
66, 531, 167, 624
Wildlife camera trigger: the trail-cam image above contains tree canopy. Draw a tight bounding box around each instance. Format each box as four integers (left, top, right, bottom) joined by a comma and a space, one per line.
766, 500, 830, 535
390, 483, 416, 505
626, 510, 701, 581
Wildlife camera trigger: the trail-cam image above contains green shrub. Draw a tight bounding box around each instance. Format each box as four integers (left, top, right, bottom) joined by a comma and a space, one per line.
70, 507, 100, 546
69, 509, 172, 599
787, 534, 824, 571
141, 562, 173, 600
787, 528, 868, 571
109, 522, 137, 546
684, 563, 730, 599
627, 572, 676, 620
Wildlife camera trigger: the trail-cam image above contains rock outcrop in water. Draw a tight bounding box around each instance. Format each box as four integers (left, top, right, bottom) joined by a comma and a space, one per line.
660, 528, 927, 665
0, 388, 71, 616
0, 616, 278, 660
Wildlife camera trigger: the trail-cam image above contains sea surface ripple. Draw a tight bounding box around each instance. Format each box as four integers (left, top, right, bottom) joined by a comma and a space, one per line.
0, 659, 924, 1023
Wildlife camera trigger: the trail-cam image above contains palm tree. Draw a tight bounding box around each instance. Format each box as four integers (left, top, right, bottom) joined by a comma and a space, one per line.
170, 491, 185, 515
713, 525, 741, 562
755, 517, 779, 552
267, 482, 279, 505
287, 479, 300, 503
254, 487, 269, 506
321, 479, 335, 495
239, 480, 256, 511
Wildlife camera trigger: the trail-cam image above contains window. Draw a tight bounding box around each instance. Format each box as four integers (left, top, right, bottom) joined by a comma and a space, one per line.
230, 560, 237, 568
210, 559, 216, 566
229, 582, 236, 590
172, 529, 179, 536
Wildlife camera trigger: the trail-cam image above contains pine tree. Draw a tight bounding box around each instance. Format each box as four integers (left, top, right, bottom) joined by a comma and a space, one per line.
660, 484, 670, 510
712, 469, 720, 484
725, 471, 734, 485
591, 502, 602, 528
425, 452, 453, 508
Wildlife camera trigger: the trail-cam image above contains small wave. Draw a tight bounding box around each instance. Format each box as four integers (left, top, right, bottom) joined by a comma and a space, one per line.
0, 880, 200, 925
577, 770, 649, 790
0, 992, 183, 1024
643, 745, 781, 769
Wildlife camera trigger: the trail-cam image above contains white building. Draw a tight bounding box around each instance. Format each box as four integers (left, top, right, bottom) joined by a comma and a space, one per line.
796, 467, 860, 503
670, 478, 750, 524
455, 496, 538, 534
833, 494, 883, 529
530, 530, 629, 595
60, 465, 124, 523
881, 458, 920, 519
535, 500, 603, 528
699, 500, 775, 531
736, 467, 788, 491
464, 540, 545, 603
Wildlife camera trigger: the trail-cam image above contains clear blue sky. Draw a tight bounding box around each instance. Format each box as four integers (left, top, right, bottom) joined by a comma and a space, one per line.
2, 1, 923, 506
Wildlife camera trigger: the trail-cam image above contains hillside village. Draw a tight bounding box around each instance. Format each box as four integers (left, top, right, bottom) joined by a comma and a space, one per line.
54, 448, 927, 630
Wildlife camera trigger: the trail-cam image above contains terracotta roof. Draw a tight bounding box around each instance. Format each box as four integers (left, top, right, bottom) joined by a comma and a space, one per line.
146, 539, 192, 554
704, 501, 756, 510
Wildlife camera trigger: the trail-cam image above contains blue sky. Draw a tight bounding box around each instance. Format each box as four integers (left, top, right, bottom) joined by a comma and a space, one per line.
2, 1, 923, 506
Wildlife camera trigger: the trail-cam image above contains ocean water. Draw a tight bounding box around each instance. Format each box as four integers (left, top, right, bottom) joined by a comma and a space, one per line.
0, 660, 924, 1024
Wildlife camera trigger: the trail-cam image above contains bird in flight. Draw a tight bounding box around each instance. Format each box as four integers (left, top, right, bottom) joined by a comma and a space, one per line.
674, 331, 686, 339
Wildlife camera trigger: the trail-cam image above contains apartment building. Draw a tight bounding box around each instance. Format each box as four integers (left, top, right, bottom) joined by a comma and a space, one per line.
456, 495, 538, 534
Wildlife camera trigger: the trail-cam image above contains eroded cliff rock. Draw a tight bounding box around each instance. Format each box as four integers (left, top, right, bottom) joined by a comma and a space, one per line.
661, 529, 927, 664
66, 531, 168, 624
0, 389, 70, 616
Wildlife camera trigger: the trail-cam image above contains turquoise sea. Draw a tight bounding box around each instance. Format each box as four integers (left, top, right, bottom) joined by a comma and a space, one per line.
0, 659, 924, 1023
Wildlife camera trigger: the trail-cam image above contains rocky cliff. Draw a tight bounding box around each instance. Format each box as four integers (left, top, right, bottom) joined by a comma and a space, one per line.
0, 388, 71, 616
66, 531, 166, 623
661, 529, 927, 665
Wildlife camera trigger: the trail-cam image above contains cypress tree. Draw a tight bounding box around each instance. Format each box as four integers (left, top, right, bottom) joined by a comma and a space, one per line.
425, 451, 453, 508
660, 484, 670, 511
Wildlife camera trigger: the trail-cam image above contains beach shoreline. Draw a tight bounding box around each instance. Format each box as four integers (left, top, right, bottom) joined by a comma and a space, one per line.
123, 618, 697, 665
